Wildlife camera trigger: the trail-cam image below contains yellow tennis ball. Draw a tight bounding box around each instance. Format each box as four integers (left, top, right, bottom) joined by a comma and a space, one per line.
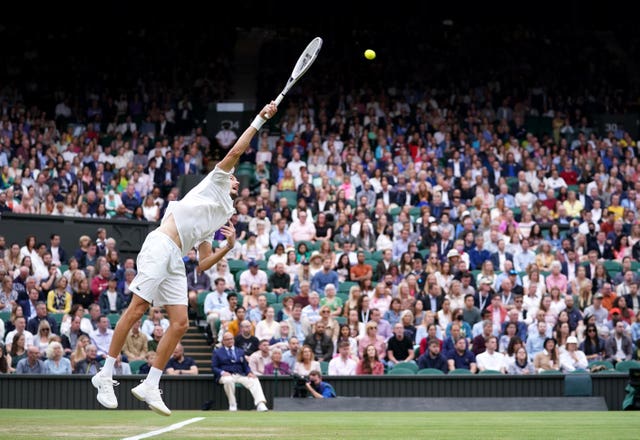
364, 49, 376, 60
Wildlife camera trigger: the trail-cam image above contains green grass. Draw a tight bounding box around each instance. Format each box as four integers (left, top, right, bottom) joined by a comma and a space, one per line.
0, 410, 638, 439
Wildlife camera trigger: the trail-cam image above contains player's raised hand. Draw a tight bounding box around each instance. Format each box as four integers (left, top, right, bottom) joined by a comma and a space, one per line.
261, 101, 278, 120
220, 223, 236, 248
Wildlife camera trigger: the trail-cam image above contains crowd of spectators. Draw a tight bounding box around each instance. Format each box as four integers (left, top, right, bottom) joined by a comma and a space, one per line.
2, 21, 640, 378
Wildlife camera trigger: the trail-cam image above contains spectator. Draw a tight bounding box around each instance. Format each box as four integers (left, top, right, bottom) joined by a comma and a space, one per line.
507, 347, 536, 375
74, 343, 101, 375
99, 275, 127, 315
15, 345, 45, 374
165, 343, 198, 375
263, 347, 290, 375
446, 336, 478, 374
604, 320, 633, 364
475, 336, 507, 374
534, 337, 561, 373
248, 339, 272, 376
44, 341, 72, 375
416, 338, 448, 374
27, 301, 59, 335
123, 319, 148, 362
90, 315, 114, 359
386, 322, 415, 369
328, 340, 357, 376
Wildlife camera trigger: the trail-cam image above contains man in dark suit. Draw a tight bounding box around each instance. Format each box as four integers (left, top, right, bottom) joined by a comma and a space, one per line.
588, 231, 614, 260
18, 287, 41, 321
420, 282, 445, 313
61, 315, 89, 355
211, 332, 269, 412
489, 239, 514, 273
26, 301, 59, 335
435, 229, 454, 263
375, 176, 397, 207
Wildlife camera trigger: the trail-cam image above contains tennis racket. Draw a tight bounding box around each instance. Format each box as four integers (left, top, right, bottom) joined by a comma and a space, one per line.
265, 36, 323, 117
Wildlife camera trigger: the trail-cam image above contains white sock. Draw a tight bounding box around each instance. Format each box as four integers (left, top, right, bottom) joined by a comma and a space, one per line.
144, 367, 163, 388
101, 356, 116, 377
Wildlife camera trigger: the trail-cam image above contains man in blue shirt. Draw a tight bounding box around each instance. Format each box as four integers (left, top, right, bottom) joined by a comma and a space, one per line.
305, 370, 336, 398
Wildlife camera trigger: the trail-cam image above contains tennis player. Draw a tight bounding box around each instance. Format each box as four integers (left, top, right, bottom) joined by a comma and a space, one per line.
92, 101, 278, 416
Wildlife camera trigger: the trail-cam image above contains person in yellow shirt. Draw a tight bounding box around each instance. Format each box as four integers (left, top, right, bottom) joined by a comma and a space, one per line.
562, 190, 583, 219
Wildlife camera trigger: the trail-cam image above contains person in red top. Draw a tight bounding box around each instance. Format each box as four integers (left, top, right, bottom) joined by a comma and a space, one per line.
349, 251, 373, 283
90, 264, 111, 302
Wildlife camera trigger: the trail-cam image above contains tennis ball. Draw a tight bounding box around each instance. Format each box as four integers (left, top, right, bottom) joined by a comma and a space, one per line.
364, 49, 376, 60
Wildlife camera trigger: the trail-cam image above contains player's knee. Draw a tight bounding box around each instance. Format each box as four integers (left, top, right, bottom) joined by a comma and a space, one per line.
172, 316, 189, 334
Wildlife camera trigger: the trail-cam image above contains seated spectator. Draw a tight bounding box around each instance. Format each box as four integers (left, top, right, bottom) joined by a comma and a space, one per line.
293, 344, 321, 377
90, 315, 113, 359
98, 275, 127, 315
27, 301, 59, 335
187, 267, 211, 314
70, 335, 90, 371
417, 338, 449, 374
139, 351, 157, 375
74, 343, 101, 375
263, 347, 290, 375
533, 337, 561, 373
605, 320, 633, 364
248, 339, 272, 376
46, 277, 71, 314
356, 344, 384, 375
235, 320, 259, 359
559, 336, 588, 372
328, 341, 357, 376
123, 320, 148, 362
165, 343, 198, 375
447, 336, 477, 374
507, 347, 535, 375
113, 354, 132, 375
303, 321, 333, 362
43, 340, 71, 374
211, 332, 268, 412
15, 345, 45, 374
255, 307, 280, 342
141, 307, 170, 339
386, 322, 415, 369
475, 336, 507, 373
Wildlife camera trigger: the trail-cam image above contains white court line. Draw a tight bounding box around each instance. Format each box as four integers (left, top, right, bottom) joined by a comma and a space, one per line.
122, 417, 205, 440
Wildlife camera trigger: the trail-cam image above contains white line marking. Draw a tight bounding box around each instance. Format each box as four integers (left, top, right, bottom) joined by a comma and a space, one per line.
122, 417, 205, 440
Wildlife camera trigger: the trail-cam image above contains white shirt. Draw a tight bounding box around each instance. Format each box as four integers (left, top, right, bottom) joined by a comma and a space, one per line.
5, 330, 35, 349
328, 355, 357, 376
163, 166, 234, 256
476, 350, 507, 372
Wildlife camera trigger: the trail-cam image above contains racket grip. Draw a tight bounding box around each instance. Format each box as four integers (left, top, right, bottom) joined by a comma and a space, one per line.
265, 93, 284, 120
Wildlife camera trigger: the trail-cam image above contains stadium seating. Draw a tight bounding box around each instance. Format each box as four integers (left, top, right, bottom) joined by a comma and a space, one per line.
387, 367, 415, 375
615, 360, 640, 373
394, 362, 418, 373
129, 360, 146, 374
416, 368, 445, 375
448, 369, 473, 375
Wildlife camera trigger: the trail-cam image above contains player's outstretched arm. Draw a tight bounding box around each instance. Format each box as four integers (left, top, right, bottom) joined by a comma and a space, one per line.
217, 102, 277, 173
198, 223, 237, 271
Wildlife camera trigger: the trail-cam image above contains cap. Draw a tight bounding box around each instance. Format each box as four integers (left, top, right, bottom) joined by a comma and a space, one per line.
594, 292, 603, 299
609, 307, 622, 315
461, 210, 470, 218
310, 250, 322, 260
301, 259, 309, 265
108, 190, 115, 196
247, 260, 258, 268
566, 336, 578, 345
447, 249, 460, 258
480, 277, 493, 285
508, 269, 518, 276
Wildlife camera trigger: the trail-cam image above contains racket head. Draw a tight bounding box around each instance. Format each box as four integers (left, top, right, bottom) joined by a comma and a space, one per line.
290, 37, 323, 80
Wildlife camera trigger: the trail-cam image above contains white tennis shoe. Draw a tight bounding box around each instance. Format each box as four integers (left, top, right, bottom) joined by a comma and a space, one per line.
92, 373, 119, 409
131, 381, 172, 416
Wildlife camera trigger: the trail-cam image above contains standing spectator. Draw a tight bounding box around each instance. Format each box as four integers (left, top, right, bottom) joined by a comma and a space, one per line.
211, 332, 268, 412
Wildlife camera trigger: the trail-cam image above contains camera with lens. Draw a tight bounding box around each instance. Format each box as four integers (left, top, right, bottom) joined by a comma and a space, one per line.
291, 373, 310, 398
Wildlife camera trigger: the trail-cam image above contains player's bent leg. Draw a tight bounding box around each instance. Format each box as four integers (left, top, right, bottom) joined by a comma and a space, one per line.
132, 304, 188, 416
92, 295, 150, 410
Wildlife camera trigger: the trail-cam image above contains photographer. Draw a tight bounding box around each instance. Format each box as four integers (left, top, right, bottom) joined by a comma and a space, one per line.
304, 370, 336, 399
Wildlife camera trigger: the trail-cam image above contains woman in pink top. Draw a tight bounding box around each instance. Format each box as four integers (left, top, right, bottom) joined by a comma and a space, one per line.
357, 321, 387, 360
545, 261, 568, 295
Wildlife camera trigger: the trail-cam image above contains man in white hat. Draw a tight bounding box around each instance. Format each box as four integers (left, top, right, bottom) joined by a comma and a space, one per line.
559, 336, 588, 372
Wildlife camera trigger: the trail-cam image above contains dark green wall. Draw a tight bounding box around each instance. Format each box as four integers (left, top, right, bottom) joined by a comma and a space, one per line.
0, 374, 630, 411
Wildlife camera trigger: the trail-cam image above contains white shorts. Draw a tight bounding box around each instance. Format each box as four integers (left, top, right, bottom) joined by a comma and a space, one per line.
129, 230, 187, 306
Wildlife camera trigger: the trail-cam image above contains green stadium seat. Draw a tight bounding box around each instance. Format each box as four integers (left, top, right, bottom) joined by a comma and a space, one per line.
602, 261, 622, 273
320, 361, 329, 375
278, 191, 298, 208
338, 281, 358, 294
448, 369, 473, 375
107, 313, 120, 328
588, 360, 614, 372
335, 316, 347, 326
417, 368, 445, 375
0, 311, 10, 323
387, 367, 415, 375
197, 291, 211, 319
539, 369, 563, 375
50, 313, 65, 325
264, 292, 278, 305
129, 360, 146, 374
394, 362, 418, 373
615, 360, 640, 373
564, 373, 592, 396
270, 303, 283, 316
478, 369, 503, 375
228, 259, 247, 274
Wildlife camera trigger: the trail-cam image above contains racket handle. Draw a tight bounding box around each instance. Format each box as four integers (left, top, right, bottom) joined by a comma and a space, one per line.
264, 93, 284, 120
